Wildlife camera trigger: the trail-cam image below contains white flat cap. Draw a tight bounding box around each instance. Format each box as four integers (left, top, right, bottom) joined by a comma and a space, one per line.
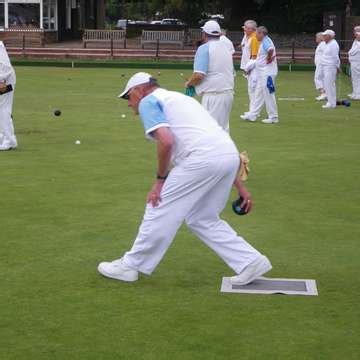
118, 72, 152, 99
201, 20, 221, 36
322, 29, 335, 37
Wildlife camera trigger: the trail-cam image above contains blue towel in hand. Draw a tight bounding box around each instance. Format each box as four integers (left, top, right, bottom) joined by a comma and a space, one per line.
266, 76, 275, 94
185, 86, 196, 97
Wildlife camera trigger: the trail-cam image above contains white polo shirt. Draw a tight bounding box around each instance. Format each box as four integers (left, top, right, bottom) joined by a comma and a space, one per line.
220, 35, 235, 55
348, 40, 360, 64
193, 38, 234, 95
315, 41, 326, 66
240, 35, 250, 70
256, 36, 278, 76
321, 39, 340, 68
138, 88, 238, 165
0, 41, 16, 85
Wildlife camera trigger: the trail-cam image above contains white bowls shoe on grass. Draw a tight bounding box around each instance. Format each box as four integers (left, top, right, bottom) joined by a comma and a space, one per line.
240, 114, 256, 122
322, 103, 336, 109
316, 94, 327, 101
230, 255, 272, 285
98, 258, 139, 282
348, 94, 360, 100
98, 255, 272, 285
261, 118, 279, 124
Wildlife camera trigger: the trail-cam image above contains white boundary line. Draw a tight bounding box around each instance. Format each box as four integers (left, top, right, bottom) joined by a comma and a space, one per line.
278, 97, 305, 101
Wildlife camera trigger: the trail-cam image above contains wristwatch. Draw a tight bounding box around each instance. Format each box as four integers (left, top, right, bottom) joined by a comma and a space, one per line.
157, 173, 168, 180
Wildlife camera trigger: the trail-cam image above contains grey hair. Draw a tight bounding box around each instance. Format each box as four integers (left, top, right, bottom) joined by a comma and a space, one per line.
149, 77, 159, 87
257, 26, 268, 36
244, 20, 257, 29
316, 32, 323, 37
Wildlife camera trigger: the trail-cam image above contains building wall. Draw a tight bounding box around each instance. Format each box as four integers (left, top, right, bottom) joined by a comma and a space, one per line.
1, 0, 105, 44
96, 0, 105, 29
57, 0, 105, 40
77, 0, 105, 30
344, 16, 360, 50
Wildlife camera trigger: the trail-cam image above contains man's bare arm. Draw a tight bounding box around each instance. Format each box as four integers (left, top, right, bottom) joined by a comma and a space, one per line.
185, 72, 205, 88
234, 178, 252, 213
0, 81, 7, 93
266, 48, 275, 64
147, 127, 174, 207
153, 127, 173, 178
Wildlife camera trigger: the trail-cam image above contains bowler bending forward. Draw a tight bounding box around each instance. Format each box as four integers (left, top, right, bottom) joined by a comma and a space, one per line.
98, 72, 272, 285
0, 41, 17, 151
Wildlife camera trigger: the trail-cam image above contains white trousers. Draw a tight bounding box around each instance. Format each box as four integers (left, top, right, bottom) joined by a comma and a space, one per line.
123, 153, 262, 275
350, 62, 360, 99
201, 91, 234, 133
247, 73, 278, 120
323, 65, 337, 107
247, 71, 257, 113
0, 89, 17, 150
314, 64, 324, 90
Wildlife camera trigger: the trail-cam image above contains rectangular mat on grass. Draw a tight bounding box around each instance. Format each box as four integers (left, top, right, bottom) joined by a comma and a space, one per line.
221, 277, 318, 296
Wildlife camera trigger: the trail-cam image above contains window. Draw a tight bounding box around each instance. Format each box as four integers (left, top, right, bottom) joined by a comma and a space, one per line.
0, 1, 4, 29
43, 0, 57, 30
8, 3, 40, 29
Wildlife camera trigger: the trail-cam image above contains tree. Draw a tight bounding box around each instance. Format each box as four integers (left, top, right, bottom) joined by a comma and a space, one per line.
106, 0, 356, 32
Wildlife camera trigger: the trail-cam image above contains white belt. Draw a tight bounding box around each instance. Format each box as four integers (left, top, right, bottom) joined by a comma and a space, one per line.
203, 89, 234, 95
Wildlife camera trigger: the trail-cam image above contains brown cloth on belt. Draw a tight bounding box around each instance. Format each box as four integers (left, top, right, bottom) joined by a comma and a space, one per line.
238, 151, 250, 181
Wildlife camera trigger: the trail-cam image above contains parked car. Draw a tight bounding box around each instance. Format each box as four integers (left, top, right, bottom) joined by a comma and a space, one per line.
116, 19, 127, 29
210, 14, 224, 20
150, 20, 162, 25
161, 18, 181, 25
198, 14, 224, 26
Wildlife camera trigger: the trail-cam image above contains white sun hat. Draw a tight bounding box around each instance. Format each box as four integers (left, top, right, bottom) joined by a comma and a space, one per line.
118, 72, 153, 99
322, 29, 335, 37
201, 20, 221, 36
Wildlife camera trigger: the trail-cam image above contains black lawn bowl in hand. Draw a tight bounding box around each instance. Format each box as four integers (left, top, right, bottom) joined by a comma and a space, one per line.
232, 197, 248, 216
54, 109, 61, 116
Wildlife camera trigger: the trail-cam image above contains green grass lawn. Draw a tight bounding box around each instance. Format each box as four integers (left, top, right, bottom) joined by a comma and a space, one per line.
0, 67, 359, 360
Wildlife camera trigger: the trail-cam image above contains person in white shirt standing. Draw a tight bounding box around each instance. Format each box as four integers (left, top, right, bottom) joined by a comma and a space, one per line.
185, 20, 234, 132
220, 31, 235, 55
314, 32, 327, 101
348, 26, 360, 100
239, 20, 260, 120
98, 72, 272, 285
242, 26, 279, 124
320, 29, 340, 109
0, 41, 17, 151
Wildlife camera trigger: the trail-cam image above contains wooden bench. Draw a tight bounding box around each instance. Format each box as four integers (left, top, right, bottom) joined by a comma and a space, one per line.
226, 31, 243, 46
187, 28, 228, 47
187, 28, 202, 46
83, 29, 126, 48
0, 29, 45, 47
141, 30, 185, 49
